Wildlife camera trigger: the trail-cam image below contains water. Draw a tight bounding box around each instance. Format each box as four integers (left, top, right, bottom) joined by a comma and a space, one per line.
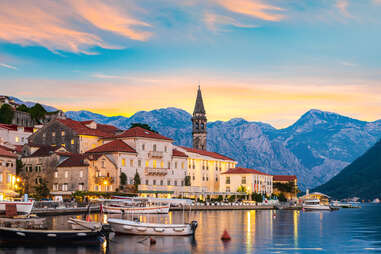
1, 204, 381, 253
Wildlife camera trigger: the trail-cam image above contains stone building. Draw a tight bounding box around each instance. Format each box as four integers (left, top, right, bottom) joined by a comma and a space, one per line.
12, 111, 34, 127
192, 86, 207, 150
0, 123, 34, 146
0, 146, 18, 200
219, 167, 273, 196
28, 119, 120, 153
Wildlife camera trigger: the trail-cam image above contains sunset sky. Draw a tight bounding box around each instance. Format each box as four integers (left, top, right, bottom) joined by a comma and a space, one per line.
0, 0, 380, 128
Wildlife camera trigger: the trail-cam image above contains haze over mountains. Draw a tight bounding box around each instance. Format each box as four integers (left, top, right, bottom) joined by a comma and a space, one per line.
65, 108, 381, 190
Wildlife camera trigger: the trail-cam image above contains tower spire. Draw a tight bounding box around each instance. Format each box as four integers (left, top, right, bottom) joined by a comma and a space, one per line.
192, 85, 207, 150
193, 85, 206, 115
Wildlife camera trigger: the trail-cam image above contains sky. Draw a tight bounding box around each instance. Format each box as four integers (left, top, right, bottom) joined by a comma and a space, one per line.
0, 0, 380, 128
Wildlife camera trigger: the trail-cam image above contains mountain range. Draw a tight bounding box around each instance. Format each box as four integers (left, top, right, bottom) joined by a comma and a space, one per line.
314, 139, 381, 199
65, 108, 381, 190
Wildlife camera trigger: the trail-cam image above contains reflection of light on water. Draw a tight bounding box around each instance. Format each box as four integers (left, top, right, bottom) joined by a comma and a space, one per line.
103, 214, 108, 224
246, 210, 256, 253
293, 210, 299, 247
102, 240, 107, 253
169, 211, 172, 224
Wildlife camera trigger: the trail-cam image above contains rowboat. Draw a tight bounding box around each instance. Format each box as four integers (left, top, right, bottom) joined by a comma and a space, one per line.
0, 226, 111, 245
68, 218, 102, 230
0, 200, 34, 215
107, 218, 198, 236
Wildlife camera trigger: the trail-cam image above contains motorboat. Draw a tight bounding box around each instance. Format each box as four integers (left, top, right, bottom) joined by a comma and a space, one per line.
107, 218, 198, 236
68, 218, 102, 231
0, 225, 112, 245
101, 199, 170, 214
330, 200, 360, 208
303, 199, 331, 211
0, 200, 34, 215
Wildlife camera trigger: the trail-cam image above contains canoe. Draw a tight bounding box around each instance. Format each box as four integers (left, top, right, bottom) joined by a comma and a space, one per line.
107, 218, 198, 236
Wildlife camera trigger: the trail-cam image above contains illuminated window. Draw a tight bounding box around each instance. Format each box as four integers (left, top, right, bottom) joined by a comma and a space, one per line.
65, 171, 68, 178
80, 171, 83, 178
122, 159, 126, 166
130, 160, 133, 167
0, 174, 2, 183
15, 136, 20, 142
181, 162, 184, 169
62, 184, 68, 191
52, 132, 55, 137
153, 160, 157, 168
160, 161, 164, 168
61, 131, 65, 136
78, 183, 84, 191
145, 160, 149, 167
54, 172, 58, 178
71, 139, 75, 145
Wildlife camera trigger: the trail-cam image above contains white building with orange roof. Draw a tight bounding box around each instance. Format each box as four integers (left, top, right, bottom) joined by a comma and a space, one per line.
0, 123, 33, 146
0, 146, 18, 200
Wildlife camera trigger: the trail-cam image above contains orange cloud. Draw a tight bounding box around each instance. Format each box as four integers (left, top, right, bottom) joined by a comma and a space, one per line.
335, 0, 352, 18
214, 0, 285, 21
0, 0, 151, 54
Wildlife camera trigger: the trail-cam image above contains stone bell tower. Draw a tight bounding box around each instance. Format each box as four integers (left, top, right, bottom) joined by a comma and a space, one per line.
192, 86, 207, 150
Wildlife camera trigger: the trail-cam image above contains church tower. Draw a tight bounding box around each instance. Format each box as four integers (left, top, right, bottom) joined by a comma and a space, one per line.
192, 86, 207, 150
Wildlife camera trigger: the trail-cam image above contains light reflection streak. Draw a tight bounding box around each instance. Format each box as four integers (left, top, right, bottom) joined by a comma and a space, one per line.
293, 210, 299, 247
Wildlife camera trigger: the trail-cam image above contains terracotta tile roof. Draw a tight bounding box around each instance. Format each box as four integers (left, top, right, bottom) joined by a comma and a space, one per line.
86, 140, 136, 154
29, 145, 61, 157
0, 145, 23, 155
0, 123, 33, 133
57, 119, 114, 137
0, 146, 17, 158
80, 121, 120, 134
57, 154, 87, 167
221, 167, 271, 176
112, 127, 173, 141
172, 149, 188, 158
273, 175, 297, 182
179, 146, 235, 161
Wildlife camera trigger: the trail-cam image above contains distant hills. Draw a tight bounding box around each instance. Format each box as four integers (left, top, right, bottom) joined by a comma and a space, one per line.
7, 96, 58, 112
66, 108, 381, 190
314, 139, 381, 200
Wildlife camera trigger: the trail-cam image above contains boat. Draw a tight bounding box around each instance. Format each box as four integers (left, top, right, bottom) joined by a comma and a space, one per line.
303, 199, 331, 211
330, 201, 361, 208
107, 218, 198, 236
68, 218, 102, 230
372, 198, 380, 204
101, 199, 170, 214
0, 225, 111, 245
0, 200, 34, 215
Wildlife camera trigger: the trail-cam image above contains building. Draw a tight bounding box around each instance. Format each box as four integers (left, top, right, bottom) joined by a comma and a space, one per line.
177, 146, 237, 193
88, 127, 189, 196
192, 86, 207, 150
0, 123, 34, 146
28, 119, 121, 153
219, 167, 273, 196
0, 146, 18, 200
273, 175, 298, 200
51, 153, 118, 198
12, 111, 34, 127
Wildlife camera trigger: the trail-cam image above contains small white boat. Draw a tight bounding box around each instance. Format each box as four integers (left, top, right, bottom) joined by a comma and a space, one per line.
0, 200, 34, 215
330, 201, 361, 208
68, 218, 102, 231
303, 199, 331, 211
372, 198, 380, 204
107, 218, 198, 236
103, 204, 170, 214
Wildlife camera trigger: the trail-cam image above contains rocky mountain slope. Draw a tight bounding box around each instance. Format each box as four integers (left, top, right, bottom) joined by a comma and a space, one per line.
66, 108, 381, 190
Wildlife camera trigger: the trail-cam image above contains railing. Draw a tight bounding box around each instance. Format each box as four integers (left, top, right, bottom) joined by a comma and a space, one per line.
149, 151, 163, 158
144, 167, 168, 176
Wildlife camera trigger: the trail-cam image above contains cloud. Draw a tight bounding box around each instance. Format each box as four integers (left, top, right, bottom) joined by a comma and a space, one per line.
339, 60, 357, 67
0, 63, 17, 70
204, 12, 258, 31
335, 0, 353, 18
373, 0, 381, 4
213, 0, 285, 22
0, 0, 151, 54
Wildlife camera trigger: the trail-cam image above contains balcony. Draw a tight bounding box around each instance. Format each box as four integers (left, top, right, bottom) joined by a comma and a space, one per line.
144, 167, 168, 176
149, 151, 163, 158
94, 176, 115, 185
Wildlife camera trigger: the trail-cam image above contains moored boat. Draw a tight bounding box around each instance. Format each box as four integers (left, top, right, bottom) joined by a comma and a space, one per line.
303, 199, 331, 211
0, 200, 34, 215
107, 218, 198, 236
68, 218, 102, 230
103, 204, 170, 214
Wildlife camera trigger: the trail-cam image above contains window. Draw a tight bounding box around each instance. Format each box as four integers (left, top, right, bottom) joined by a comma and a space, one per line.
226, 187, 230, 192
181, 162, 184, 169
153, 160, 157, 168
130, 160, 133, 167
43, 133, 46, 138
78, 183, 84, 191
138, 160, 141, 167
226, 176, 230, 184
35, 177, 42, 184
53, 184, 58, 191
101, 160, 105, 168
181, 181, 184, 186
21, 137, 24, 142
61, 131, 65, 136
122, 159, 126, 166
153, 179, 156, 185
145, 179, 149, 185
96, 171, 100, 177
142, 144, 145, 150
167, 180, 171, 185
192, 175, 195, 180
174, 180, 177, 186
164, 146, 167, 152
15, 136, 20, 143
172, 170, 174, 175
54, 172, 58, 178
160, 180, 163, 186
65, 171, 68, 178
7, 174, 11, 183
168, 162, 170, 168
71, 139, 75, 145
80, 171, 83, 178
0, 174, 2, 183
153, 144, 157, 152
160, 161, 164, 168
145, 160, 149, 167
52, 132, 56, 137
242, 176, 246, 185
175, 162, 178, 169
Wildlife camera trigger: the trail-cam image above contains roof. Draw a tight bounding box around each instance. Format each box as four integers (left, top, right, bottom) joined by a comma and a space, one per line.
86, 139, 136, 154
29, 145, 61, 157
221, 167, 271, 176
193, 86, 206, 114
0, 146, 17, 158
273, 175, 297, 182
57, 154, 87, 168
80, 121, 119, 134
179, 146, 235, 161
172, 149, 188, 158
0, 123, 33, 133
0, 144, 23, 155
112, 127, 173, 141
57, 119, 115, 138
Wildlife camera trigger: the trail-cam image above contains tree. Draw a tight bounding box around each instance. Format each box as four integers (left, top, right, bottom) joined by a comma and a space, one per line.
251, 192, 263, 203
237, 185, 248, 193
184, 176, 191, 186
33, 181, 50, 201
16, 159, 24, 175
16, 104, 29, 112
130, 123, 158, 133
278, 193, 287, 202
133, 171, 141, 190
120, 172, 127, 186
0, 104, 14, 124
29, 103, 47, 124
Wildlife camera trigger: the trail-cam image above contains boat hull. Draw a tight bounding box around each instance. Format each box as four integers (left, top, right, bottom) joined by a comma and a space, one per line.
0, 227, 105, 245
303, 205, 331, 211
108, 218, 197, 236
0, 201, 34, 215
103, 205, 170, 214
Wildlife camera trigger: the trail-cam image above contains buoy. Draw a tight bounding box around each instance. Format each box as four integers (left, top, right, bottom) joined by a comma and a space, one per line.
150, 237, 156, 245
221, 230, 231, 241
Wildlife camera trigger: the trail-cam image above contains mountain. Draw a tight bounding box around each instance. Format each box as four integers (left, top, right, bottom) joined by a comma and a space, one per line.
66, 108, 381, 190
7, 96, 58, 112
313, 139, 381, 199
